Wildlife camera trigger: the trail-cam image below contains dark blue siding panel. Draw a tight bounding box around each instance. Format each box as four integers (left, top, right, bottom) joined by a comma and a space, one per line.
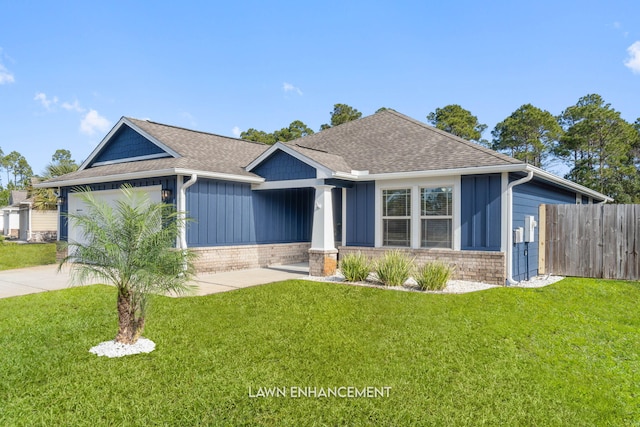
186, 179, 258, 247
252, 150, 316, 181
91, 125, 168, 165
461, 174, 502, 251
253, 188, 313, 244
346, 181, 375, 247
185, 178, 312, 247
511, 175, 576, 281
59, 176, 177, 241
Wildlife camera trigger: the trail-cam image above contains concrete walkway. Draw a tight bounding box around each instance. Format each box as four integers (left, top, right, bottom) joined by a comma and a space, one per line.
0, 263, 309, 299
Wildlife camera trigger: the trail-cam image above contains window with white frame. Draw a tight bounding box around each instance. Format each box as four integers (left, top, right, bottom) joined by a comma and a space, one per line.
420, 187, 453, 248
382, 188, 411, 247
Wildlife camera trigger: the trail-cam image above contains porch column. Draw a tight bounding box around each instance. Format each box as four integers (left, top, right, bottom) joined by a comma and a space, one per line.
309, 185, 338, 276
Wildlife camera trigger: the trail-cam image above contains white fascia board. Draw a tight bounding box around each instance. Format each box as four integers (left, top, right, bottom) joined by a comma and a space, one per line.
524, 165, 613, 202
252, 178, 324, 190
338, 164, 527, 182
334, 164, 613, 202
78, 117, 181, 171
34, 168, 264, 188
245, 142, 335, 178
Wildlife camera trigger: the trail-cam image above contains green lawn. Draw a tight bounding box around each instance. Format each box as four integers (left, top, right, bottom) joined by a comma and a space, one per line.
0, 278, 638, 425
0, 242, 56, 270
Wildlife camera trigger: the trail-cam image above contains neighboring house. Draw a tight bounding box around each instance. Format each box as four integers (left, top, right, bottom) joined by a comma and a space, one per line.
38, 110, 611, 284
17, 197, 58, 242
2, 191, 27, 238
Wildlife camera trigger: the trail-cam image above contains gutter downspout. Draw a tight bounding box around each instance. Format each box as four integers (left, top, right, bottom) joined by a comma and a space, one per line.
178, 174, 198, 250
506, 170, 534, 286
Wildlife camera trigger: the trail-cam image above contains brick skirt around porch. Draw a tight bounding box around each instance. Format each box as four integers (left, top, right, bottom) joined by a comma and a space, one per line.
338, 246, 506, 286
192, 242, 311, 274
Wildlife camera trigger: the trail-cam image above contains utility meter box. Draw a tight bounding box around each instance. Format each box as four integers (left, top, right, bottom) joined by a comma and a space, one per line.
524, 215, 537, 242
514, 227, 524, 244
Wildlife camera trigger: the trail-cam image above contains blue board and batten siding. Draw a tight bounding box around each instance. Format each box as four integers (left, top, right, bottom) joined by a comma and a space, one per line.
461, 174, 502, 251
186, 178, 313, 247
345, 181, 375, 247
511, 175, 577, 281
89, 125, 169, 166
251, 150, 316, 181
58, 176, 177, 240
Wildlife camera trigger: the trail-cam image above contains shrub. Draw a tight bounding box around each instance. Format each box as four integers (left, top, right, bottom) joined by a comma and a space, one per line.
415, 261, 453, 291
375, 250, 414, 287
340, 252, 372, 282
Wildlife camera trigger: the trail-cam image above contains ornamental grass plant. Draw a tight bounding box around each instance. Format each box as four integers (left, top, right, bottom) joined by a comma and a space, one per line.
375, 249, 414, 287
415, 261, 453, 291
340, 252, 372, 282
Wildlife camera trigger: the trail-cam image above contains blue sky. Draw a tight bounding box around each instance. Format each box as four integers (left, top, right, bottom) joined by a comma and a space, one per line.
1, 0, 639, 178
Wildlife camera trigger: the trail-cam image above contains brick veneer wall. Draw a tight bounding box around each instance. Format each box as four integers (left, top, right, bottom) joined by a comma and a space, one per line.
192, 242, 311, 273
338, 246, 506, 286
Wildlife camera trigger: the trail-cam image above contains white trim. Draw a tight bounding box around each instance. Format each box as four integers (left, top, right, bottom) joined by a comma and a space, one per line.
245, 142, 335, 179
576, 192, 582, 204
90, 152, 171, 167
251, 178, 324, 191
506, 171, 534, 285
178, 174, 198, 250
356, 164, 526, 181
500, 172, 509, 252
79, 117, 180, 171
337, 164, 611, 202
524, 164, 613, 203
35, 168, 264, 188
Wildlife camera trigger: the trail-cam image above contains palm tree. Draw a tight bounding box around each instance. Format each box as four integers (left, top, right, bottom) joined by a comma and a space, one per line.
60, 185, 197, 344
32, 162, 80, 210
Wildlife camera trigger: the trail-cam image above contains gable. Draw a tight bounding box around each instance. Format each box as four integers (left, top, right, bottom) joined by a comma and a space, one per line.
88, 124, 170, 167
251, 150, 316, 181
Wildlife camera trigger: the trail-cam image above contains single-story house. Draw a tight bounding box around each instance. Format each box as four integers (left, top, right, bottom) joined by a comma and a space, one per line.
38, 110, 611, 285
17, 197, 58, 242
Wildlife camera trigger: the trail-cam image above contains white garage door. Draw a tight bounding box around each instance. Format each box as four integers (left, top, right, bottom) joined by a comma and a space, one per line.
67, 185, 162, 245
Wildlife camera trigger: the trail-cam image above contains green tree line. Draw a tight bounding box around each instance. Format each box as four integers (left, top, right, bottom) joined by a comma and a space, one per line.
242, 97, 640, 203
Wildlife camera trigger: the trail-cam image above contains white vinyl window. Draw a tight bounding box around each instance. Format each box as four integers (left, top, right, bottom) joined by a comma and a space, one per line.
382, 188, 411, 247
421, 187, 453, 248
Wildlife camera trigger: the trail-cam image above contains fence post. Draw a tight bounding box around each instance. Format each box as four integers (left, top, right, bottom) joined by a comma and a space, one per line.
539, 204, 546, 275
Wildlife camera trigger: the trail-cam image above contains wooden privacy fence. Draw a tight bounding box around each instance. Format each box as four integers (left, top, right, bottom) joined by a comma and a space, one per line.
540, 204, 640, 280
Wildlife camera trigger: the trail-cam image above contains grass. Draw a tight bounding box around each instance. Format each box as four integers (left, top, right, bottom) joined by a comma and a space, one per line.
0, 278, 638, 425
0, 242, 56, 270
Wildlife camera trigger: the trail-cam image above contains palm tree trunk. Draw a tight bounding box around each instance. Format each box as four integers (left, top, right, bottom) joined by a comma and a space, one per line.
115, 291, 144, 344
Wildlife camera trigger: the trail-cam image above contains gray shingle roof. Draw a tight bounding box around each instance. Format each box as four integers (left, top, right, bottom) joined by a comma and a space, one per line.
44, 110, 524, 187
293, 109, 522, 174
44, 118, 269, 184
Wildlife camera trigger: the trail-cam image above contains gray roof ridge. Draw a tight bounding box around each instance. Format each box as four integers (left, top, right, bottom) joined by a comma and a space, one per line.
381, 109, 523, 165
126, 117, 269, 148
291, 143, 330, 154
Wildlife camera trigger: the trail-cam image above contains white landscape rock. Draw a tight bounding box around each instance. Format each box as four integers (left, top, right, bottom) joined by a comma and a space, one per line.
89, 338, 156, 358
305, 271, 565, 294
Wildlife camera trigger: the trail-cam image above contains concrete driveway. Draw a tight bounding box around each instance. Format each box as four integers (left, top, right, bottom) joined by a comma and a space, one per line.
0, 263, 309, 299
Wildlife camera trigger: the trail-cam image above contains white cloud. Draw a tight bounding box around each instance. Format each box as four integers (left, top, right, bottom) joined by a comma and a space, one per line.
0, 63, 14, 84
624, 41, 640, 74
61, 100, 85, 113
80, 109, 111, 135
232, 126, 241, 137
34, 92, 58, 109
283, 82, 303, 95
613, 21, 621, 29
